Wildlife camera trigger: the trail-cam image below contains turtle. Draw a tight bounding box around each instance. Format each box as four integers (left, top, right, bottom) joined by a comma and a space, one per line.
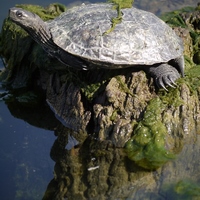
9, 3, 184, 90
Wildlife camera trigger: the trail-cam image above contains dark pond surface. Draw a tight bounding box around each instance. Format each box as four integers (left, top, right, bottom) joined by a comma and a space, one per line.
0, 101, 55, 199
0, 0, 200, 199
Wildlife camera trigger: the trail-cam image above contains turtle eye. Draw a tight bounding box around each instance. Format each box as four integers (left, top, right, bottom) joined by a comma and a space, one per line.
16, 11, 23, 18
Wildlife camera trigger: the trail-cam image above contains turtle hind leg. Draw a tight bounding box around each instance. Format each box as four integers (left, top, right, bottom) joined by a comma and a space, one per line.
148, 64, 180, 90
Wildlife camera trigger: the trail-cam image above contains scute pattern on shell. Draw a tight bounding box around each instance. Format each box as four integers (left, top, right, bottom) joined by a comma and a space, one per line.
46, 3, 183, 66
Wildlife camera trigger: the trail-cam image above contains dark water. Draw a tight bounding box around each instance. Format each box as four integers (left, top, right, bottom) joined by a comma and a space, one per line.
0, 0, 200, 199
0, 101, 55, 199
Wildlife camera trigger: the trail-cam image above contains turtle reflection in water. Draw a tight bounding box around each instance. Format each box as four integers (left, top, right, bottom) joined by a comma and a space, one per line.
9, 3, 184, 90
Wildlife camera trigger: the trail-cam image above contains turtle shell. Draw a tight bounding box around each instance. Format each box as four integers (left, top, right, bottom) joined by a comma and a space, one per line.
47, 3, 183, 66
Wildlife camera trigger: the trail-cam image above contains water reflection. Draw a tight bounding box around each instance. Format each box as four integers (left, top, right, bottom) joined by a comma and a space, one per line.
1, 86, 200, 199
2, 95, 200, 199
46, 122, 200, 199
0, 100, 56, 199
3, 92, 200, 200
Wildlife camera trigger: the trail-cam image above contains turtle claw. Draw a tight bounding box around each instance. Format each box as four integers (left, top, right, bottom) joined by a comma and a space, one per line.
156, 73, 180, 91
156, 77, 168, 91
165, 81, 175, 89
164, 75, 177, 88
169, 77, 177, 86
149, 63, 181, 91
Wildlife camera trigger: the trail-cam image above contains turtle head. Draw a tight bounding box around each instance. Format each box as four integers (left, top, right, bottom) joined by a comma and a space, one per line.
9, 7, 54, 50
9, 8, 42, 33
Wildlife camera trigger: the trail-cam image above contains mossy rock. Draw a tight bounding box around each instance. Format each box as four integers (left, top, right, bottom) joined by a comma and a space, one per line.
161, 6, 200, 64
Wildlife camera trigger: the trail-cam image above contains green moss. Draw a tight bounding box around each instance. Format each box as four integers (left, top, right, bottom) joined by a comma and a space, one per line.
125, 98, 175, 170
161, 180, 200, 199
175, 180, 200, 198
125, 62, 200, 170
159, 87, 183, 107
124, 63, 200, 170
104, 0, 134, 35
160, 7, 195, 28
103, 3, 122, 35
108, 0, 134, 9
184, 55, 195, 69
125, 64, 200, 170
110, 109, 119, 121
161, 5, 200, 64
81, 81, 105, 101
80, 69, 136, 101
115, 76, 135, 97
190, 31, 200, 54
183, 65, 200, 93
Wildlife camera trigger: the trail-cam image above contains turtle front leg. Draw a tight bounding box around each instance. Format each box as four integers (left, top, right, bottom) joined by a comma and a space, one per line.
169, 55, 185, 77
148, 64, 181, 90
